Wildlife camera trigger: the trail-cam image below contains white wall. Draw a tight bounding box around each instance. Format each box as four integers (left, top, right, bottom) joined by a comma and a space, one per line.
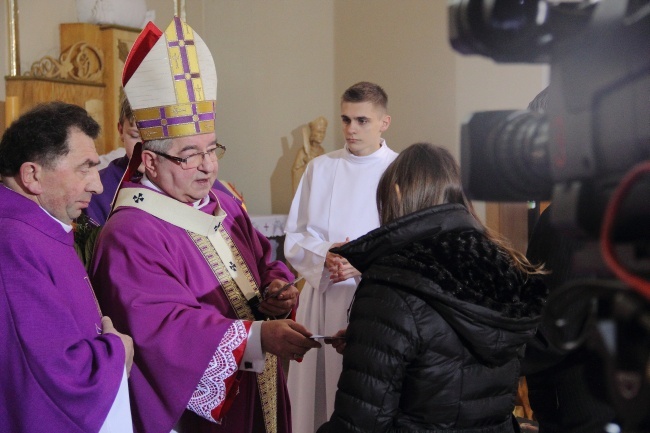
13, 1, 78, 78
333, 1, 458, 157
332, 1, 546, 220
187, 1, 336, 215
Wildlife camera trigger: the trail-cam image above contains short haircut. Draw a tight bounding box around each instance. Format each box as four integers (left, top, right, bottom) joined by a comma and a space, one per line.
119, 91, 135, 124
143, 138, 173, 153
341, 81, 388, 110
0, 101, 100, 176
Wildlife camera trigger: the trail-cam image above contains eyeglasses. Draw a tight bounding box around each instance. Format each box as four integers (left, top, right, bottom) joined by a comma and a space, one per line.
151, 143, 226, 170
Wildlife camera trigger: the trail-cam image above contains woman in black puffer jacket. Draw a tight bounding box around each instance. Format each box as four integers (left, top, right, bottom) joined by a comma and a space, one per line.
318, 143, 547, 433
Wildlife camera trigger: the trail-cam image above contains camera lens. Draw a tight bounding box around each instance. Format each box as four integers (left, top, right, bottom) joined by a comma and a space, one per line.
461, 110, 552, 201
449, 0, 546, 62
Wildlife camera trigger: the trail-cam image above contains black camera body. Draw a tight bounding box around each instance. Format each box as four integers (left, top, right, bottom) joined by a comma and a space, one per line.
451, 0, 650, 240
449, 1, 650, 430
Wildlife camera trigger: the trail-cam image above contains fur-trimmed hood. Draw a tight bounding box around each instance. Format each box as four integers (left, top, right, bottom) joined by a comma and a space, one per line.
332, 203, 547, 367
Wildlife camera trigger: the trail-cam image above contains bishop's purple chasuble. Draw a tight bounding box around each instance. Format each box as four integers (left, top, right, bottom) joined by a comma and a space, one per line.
90, 182, 293, 433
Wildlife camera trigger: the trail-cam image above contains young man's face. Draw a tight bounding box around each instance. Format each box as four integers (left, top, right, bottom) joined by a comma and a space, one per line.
340, 101, 390, 157
37, 128, 103, 224
143, 132, 219, 203
118, 118, 141, 159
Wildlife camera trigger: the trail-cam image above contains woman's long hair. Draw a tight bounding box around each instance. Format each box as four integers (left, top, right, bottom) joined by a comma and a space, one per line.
377, 142, 544, 275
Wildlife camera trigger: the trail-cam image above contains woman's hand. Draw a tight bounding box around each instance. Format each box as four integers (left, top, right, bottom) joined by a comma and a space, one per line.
324, 328, 347, 354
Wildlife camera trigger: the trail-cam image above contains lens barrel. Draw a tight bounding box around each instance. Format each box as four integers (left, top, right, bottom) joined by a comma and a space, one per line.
461, 110, 553, 201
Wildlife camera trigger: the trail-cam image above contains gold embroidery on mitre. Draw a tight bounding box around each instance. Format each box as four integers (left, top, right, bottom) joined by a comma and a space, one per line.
132, 101, 215, 141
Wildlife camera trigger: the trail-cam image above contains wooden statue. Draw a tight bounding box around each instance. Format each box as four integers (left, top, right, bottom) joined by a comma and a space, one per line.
292, 116, 328, 194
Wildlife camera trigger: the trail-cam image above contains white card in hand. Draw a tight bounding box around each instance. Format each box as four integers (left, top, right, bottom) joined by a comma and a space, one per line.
309, 335, 345, 340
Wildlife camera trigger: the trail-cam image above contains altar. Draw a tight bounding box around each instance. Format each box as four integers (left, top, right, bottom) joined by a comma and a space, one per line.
249, 214, 288, 263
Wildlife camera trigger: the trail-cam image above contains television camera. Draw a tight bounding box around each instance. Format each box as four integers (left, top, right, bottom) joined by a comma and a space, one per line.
448, 0, 650, 430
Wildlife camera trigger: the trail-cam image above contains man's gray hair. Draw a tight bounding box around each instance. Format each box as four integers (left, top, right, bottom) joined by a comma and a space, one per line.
143, 138, 174, 153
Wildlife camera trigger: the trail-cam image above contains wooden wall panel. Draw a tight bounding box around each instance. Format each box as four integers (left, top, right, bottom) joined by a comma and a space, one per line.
485, 202, 530, 255
2, 23, 140, 155
5, 77, 106, 152
0, 101, 6, 134
60, 23, 139, 154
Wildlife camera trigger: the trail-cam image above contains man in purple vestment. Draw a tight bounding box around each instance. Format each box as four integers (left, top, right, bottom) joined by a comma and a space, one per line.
0, 102, 134, 433
86, 96, 241, 225
90, 17, 320, 433
85, 94, 140, 225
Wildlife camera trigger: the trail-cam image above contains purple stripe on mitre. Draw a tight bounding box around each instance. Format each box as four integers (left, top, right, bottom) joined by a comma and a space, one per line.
174, 72, 200, 80
135, 102, 214, 130
137, 114, 194, 129
168, 39, 195, 48
184, 76, 197, 102
173, 16, 184, 40
171, 17, 196, 47
137, 119, 162, 128
198, 112, 214, 121
191, 104, 200, 132
179, 45, 191, 75
166, 115, 195, 126
166, 41, 195, 103
170, 17, 195, 75
181, 51, 197, 101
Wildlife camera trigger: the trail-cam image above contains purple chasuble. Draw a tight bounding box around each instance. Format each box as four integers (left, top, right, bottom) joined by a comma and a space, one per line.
85, 155, 242, 226
0, 186, 125, 433
86, 155, 130, 225
90, 182, 293, 433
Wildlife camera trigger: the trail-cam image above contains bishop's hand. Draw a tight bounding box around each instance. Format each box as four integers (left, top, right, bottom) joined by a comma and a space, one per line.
260, 319, 321, 360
